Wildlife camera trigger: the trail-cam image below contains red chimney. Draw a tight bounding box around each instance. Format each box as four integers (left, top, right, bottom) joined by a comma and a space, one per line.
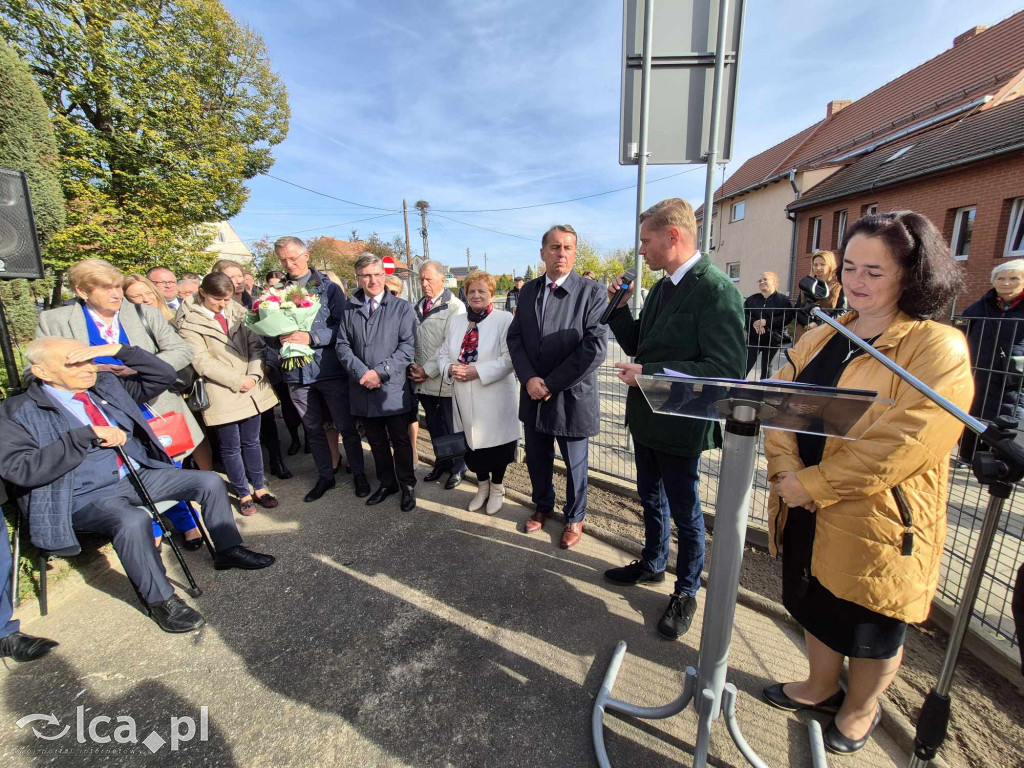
953, 26, 987, 46
826, 99, 852, 118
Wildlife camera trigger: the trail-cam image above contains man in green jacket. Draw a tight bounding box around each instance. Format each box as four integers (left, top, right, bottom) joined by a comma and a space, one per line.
604, 198, 746, 640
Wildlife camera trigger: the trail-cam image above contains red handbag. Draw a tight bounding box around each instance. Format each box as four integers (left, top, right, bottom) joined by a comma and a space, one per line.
147, 411, 195, 458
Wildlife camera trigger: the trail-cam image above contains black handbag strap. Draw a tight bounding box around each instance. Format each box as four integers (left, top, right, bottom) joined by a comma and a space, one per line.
134, 302, 159, 348
438, 355, 466, 427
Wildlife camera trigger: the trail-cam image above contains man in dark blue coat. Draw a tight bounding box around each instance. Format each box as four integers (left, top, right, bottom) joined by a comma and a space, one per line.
337, 253, 418, 512
0, 338, 274, 634
272, 236, 369, 501
507, 225, 608, 549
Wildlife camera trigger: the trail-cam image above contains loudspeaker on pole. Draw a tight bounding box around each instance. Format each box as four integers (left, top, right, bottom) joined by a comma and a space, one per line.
0, 167, 46, 280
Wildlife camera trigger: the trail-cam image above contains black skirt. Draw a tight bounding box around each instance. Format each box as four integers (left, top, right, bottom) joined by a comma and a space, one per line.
465, 441, 517, 475
782, 506, 907, 659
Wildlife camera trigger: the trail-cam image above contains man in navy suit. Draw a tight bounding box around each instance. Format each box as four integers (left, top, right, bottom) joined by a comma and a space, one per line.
0, 338, 274, 634
507, 225, 608, 549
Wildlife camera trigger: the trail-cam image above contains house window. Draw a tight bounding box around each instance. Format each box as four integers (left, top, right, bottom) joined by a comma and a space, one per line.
810, 217, 822, 252
731, 201, 745, 222
951, 206, 976, 261
698, 220, 715, 250
865, 204, 878, 216
726, 262, 741, 282
1005, 198, 1024, 258
836, 210, 848, 250
218, 231, 225, 243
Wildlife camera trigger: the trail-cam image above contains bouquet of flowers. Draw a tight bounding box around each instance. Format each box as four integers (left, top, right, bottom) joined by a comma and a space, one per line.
245, 287, 321, 370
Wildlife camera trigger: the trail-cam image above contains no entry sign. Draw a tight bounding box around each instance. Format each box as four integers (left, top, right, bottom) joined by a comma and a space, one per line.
382, 256, 397, 274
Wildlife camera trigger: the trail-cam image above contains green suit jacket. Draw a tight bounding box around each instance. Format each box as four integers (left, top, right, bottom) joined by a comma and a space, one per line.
608, 255, 746, 457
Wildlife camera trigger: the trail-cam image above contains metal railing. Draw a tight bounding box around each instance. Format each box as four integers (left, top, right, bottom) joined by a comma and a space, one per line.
579, 309, 1023, 653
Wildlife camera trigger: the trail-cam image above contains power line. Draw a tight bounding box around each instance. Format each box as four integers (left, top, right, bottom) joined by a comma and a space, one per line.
430, 212, 536, 242
428, 166, 705, 213
261, 173, 398, 212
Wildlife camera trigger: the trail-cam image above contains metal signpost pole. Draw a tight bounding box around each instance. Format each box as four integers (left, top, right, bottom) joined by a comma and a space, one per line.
700, 0, 730, 257
630, 0, 654, 316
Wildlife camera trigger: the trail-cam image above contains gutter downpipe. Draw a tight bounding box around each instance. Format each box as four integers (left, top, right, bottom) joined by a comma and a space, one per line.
786, 168, 801, 294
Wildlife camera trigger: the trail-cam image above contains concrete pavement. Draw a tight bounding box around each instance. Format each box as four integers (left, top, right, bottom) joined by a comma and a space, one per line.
1, 455, 909, 767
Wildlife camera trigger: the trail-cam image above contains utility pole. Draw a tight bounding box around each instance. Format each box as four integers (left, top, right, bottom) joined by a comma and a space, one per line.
466, 247, 471, 268
402, 199, 412, 262
415, 200, 430, 260
483, 252, 488, 272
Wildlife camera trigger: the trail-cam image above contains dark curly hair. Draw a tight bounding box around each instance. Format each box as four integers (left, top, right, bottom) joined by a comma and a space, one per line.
842, 211, 964, 320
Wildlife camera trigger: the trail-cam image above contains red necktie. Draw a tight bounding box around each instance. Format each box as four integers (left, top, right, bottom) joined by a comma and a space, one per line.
215, 312, 229, 334
73, 392, 123, 467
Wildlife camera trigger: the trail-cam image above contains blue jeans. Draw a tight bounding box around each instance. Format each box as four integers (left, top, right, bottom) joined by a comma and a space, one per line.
635, 441, 705, 597
1, 525, 19, 638
215, 414, 266, 498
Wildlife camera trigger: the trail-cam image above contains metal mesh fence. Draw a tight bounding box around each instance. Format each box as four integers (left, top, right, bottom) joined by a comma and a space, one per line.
577, 308, 1023, 653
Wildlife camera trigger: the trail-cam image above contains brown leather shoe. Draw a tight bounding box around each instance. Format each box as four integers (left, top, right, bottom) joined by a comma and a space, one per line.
524, 511, 548, 533
560, 521, 584, 549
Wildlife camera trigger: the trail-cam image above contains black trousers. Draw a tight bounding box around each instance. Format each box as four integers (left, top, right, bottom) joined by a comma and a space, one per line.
72, 468, 242, 604
363, 414, 416, 489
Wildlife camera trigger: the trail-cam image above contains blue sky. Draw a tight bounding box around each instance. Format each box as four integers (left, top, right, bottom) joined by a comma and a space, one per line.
223, 0, 1024, 278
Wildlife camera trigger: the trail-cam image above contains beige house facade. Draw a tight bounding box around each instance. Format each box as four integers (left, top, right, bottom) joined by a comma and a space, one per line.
204, 221, 253, 263
702, 167, 836, 297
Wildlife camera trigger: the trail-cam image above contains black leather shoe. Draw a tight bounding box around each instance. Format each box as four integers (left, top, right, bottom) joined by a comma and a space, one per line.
287, 437, 301, 456
0, 631, 59, 662
366, 485, 399, 505
763, 683, 845, 714
353, 473, 371, 497
657, 593, 698, 639
824, 705, 882, 755
183, 535, 204, 551
605, 559, 666, 586
303, 438, 312, 454
424, 465, 446, 482
400, 486, 416, 511
214, 545, 275, 571
149, 595, 205, 633
304, 477, 336, 502
444, 471, 463, 490
270, 461, 294, 480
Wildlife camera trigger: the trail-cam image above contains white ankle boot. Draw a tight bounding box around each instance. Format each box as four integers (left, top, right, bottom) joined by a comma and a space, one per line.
485, 483, 504, 516
468, 479, 490, 512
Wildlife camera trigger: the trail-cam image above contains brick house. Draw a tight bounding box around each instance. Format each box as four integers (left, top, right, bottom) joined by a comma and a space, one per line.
697, 12, 1024, 302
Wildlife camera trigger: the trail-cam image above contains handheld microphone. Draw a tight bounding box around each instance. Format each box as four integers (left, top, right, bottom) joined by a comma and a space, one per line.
600, 269, 637, 325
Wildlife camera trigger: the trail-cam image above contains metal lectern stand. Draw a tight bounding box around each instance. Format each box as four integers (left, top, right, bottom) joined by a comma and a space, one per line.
592, 374, 889, 768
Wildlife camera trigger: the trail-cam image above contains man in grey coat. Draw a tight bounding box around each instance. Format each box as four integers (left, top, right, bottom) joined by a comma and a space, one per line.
337, 254, 418, 511
507, 225, 608, 549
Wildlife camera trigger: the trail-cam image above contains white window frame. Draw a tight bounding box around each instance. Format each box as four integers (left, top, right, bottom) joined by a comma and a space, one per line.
731, 201, 745, 222
1005, 198, 1024, 258
837, 210, 848, 250
810, 217, 822, 252
865, 204, 878, 215
951, 206, 976, 261
726, 262, 741, 282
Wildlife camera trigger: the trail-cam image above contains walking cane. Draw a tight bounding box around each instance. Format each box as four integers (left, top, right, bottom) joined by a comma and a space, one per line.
812, 308, 1024, 767
113, 445, 203, 598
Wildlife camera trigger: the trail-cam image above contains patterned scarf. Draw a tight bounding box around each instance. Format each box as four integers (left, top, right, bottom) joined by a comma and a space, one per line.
458, 303, 493, 364
996, 292, 1024, 312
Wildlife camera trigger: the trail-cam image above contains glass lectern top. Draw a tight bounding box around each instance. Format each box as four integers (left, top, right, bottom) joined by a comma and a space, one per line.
637, 373, 894, 439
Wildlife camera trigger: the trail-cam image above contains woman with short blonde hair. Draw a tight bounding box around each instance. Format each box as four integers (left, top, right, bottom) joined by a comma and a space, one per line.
438, 270, 518, 515
67, 258, 123, 295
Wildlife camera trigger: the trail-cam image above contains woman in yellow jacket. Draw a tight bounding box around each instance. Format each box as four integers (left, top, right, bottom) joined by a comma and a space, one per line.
175, 273, 280, 516
763, 211, 973, 755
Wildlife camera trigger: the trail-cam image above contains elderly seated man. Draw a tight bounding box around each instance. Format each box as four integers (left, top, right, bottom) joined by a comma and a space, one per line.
0, 338, 274, 634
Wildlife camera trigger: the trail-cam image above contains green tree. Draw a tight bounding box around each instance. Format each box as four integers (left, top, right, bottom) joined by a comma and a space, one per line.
307, 235, 354, 287
573, 237, 603, 279
495, 274, 513, 293
363, 232, 396, 260
0, 0, 290, 282
248, 236, 280, 281
524, 264, 535, 280
0, 37, 64, 241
